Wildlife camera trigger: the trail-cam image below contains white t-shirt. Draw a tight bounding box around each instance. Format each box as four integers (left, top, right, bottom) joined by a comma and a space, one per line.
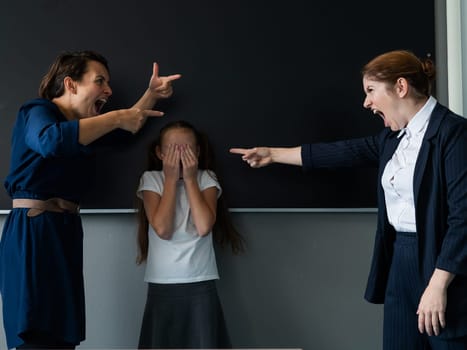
136, 169, 222, 284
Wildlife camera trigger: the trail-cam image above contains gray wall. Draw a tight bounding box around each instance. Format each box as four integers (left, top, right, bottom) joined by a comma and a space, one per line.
0, 212, 382, 350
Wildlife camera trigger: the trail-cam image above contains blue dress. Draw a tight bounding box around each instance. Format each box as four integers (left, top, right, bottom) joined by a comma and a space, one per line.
0, 99, 94, 349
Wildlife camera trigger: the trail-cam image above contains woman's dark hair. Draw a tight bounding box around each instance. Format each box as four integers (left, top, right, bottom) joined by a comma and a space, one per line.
362, 50, 436, 100
38, 50, 109, 100
136, 120, 245, 264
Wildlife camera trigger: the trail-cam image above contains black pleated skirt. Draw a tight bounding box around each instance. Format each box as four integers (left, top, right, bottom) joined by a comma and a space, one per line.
138, 280, 231, 349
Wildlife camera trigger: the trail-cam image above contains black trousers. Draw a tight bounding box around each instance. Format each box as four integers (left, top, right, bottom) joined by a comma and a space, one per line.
383, 231, 467, 350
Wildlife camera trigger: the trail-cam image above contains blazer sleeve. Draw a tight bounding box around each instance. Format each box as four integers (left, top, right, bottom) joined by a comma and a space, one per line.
436, 121, 467, 276
301, 135, 381, 171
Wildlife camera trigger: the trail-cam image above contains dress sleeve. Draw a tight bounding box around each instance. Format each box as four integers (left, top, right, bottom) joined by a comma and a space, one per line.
24, 105, 88, 157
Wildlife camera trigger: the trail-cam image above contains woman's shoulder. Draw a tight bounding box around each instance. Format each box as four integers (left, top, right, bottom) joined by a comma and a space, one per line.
18, 98, 62, 120
433, 103, 467, 130
20, 98, 58, 112
427, 103, 467, 145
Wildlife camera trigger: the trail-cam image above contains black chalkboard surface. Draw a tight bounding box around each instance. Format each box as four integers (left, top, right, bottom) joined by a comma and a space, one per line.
0, 0, 434, 209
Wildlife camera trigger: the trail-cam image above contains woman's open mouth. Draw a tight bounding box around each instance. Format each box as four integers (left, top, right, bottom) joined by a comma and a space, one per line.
94, 98, 107, 114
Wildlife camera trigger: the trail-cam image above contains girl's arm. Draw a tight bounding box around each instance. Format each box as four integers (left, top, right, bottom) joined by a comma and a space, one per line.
143, 143, 183, 239
181, 144, 218, 236
142, 177, 178, 240
185, 183, 218, 236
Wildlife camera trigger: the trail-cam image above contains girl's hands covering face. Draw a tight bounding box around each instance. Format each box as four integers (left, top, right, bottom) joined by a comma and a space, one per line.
180, 144, 198, 181
161, 144, 198, 181
161, 144, 181, 180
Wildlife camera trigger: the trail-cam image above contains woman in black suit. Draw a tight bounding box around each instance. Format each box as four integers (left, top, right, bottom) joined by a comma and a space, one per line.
230, 50, 467, 349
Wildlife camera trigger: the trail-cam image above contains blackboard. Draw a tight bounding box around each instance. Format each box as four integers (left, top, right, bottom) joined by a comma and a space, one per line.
0, 0, 435, 209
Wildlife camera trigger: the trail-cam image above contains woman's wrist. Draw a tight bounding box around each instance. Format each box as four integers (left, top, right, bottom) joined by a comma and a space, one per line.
271, 147, 302, 166
429, 268, 455, 290
146, 87, 161, 103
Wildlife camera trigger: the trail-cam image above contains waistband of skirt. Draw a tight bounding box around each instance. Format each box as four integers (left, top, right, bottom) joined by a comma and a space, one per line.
147, 280, 217, 297
12, 198, 80, 217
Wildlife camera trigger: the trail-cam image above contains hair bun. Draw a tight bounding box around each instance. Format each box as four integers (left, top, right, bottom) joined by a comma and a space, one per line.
421, 56, 436, 81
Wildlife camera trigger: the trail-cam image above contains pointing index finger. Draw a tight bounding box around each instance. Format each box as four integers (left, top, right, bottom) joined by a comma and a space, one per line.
145, 110, 165, 117
229, 148, 249, 155
165, 74, 182, 82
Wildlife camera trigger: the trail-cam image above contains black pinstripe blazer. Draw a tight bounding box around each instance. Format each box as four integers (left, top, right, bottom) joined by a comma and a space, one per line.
301, 102, 467, 339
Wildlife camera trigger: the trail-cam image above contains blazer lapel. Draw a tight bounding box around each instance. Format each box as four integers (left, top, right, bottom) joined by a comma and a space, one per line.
413, 103, 446, 205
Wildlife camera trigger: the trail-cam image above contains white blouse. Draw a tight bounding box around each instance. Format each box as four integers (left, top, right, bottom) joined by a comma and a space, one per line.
381, 96, 437, 232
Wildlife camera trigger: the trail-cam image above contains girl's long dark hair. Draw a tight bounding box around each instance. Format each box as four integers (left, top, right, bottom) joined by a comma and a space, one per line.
136, 120, 245, 264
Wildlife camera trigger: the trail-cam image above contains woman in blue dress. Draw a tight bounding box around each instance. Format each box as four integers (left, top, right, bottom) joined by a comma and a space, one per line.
0, 50, 181, 349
